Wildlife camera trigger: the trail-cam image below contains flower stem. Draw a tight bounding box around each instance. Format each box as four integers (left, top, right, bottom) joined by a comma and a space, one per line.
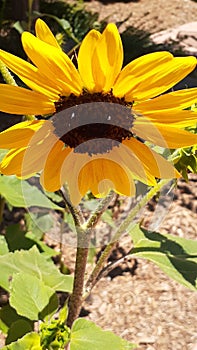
59, 186, 84, 227
66, 227, 91, 328
85, 179, 171, 294
84, 190, 115, 230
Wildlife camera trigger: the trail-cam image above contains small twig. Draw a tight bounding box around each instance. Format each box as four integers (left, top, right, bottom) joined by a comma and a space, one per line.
93, 254, 133, 285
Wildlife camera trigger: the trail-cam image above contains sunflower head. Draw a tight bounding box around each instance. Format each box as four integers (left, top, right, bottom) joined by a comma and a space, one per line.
0, 19, 197, 204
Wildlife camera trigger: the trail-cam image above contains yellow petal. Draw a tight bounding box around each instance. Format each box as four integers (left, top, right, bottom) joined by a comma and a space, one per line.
0, 122, 58, 176
78, 29, 101, 92
133, 120, 197, 148
123, 138, 179, 179
91, 24, 123, 92
113, 51, 173, 98
78, 158, 135, 198
0, 49, 61, 99
0, 120, 46, 148
114, 143, 157, 185
35, 18, 61, 49
114, 56, 197, 101
40, 142, 72, 192
125, 56, 197, 101
1, 143, 48, 176
1, 147, 27, 175
135, 109, 197, 128
22, 32, 82, 96
136, 88, 197, 111
0, 85, 55, 115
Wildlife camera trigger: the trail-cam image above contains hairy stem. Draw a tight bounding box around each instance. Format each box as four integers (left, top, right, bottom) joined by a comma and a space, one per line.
85, 179, 171, 294
84, 190, 115, 230
66, 227, 91, 328
59, 187, 84, 227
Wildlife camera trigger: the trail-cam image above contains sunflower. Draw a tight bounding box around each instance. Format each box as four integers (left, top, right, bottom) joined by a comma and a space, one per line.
0, 19, 197, 204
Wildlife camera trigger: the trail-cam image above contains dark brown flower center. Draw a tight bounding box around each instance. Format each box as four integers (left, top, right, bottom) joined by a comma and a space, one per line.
52, 91, 134, 155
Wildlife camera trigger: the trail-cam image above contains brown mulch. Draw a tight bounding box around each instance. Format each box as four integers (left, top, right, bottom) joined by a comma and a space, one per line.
85, 0, 197, 34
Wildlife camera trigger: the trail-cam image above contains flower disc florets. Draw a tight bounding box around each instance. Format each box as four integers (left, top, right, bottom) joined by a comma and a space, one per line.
53, 91, 134, 155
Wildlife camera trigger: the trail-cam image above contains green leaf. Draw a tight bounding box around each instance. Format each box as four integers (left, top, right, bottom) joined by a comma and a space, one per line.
0, 176, 63, 210
10, 273, 54, 320
0, 235, 9, 255
0, 149, 8, 162
101, 210, 116, 228
39, 293, 59, 321
129, 225, 197, 291
70, 319, 137, 350
2, 332, 42, 350
6, 320, 33, 345
25, 212, 54, 241
5, 223, 57, 258
0, 304, 33, 335
0, 246, 73, 293
12, 21, 24, 34
64, 212, 75, 232
6, 225, 35, 252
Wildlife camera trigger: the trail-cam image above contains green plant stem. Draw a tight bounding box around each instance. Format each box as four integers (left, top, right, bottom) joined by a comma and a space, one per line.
65, 192, 115, 328
84, 190, 115, 230
84, 179, 171, 295
0, 60, 17, 86
66, 227, 91, 328
59, 187, 84, 227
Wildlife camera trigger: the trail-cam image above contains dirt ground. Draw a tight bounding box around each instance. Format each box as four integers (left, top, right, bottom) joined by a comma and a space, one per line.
85, 0, 197, 34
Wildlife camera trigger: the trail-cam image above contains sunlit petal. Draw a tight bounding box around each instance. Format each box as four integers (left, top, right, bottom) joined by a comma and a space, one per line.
91, 24, 123, 92
22, 32, 82, 96
133, 120, 197, 148
35, 18, 61, 49
0, 85, 55, 115
78, 29, 101, 92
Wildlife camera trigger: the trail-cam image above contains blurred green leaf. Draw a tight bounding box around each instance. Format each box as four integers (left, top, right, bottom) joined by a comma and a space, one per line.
25, 212, 54, 240
2, 332, 41, 350
6, 224, 35, 252
39, 293, 59, 322
0, 304, 33, 335
129, 225, 197, 291
0, 246, 73, 293
0, 149, 8, 162
5, 224, 57, 258
101, 210, 116, 228
10, 273, 54, 320
70, 318, 137, 350
0, 176, 63, 210
0, 235, 9, 255
6, 320, 33, 345
64, 212, 75, 232
12, 21, 24, 34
